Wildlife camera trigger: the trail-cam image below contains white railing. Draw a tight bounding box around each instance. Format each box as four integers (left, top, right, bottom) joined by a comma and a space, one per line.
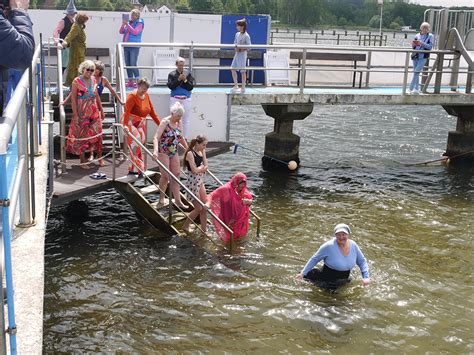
115, 39, 473, 96
111, 123, 240, 252
0, 43, 45, 354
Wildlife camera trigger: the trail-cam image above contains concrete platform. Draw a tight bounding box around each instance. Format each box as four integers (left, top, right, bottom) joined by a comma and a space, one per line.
9, 120, 51, 354
141, 86, 474, 106
52, 142, 233, 205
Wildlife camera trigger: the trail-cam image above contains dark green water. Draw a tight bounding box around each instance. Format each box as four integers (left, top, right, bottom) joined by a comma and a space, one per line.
43, 105, 473, 352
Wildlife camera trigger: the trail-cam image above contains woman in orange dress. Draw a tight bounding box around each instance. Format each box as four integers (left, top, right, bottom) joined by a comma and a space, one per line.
123, 78, 160, 175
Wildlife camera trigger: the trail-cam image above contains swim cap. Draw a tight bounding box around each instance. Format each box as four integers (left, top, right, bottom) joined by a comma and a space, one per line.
334, 223, 351, 235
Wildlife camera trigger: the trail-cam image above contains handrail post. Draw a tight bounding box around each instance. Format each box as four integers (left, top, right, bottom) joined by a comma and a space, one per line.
434, 52, 444, 94
167, 178, 173, 225
30, 62, 39, 156
28, 64, 36, 221
57, 46, 67, 172
229, 231, 234, 253
365, 50, 372, 88
402, 52, 410, 95
17, 96, 33, 226
0, 155, 18, 354
300, 49, 307, 94
189, 41, 194, 75
112, 125, 116, 181
45, 119, 54, 193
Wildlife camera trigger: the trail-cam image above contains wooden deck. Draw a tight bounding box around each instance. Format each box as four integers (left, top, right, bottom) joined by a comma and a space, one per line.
52, 142, 233, 204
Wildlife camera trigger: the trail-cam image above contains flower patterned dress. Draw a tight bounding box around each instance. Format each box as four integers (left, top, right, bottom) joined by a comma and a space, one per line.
66, 76, 102, 155
158, 123, 182, 157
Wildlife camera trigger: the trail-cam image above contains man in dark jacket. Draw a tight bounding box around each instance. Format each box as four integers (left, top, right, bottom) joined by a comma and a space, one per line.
0, 0, 35, 115
167, 56, 194, 139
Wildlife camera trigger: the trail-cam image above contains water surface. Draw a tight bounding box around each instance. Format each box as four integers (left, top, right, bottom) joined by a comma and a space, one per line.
44, 105, 473, 352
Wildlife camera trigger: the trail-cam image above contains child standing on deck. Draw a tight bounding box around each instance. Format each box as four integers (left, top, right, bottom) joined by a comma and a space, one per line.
231, 18, 251, 94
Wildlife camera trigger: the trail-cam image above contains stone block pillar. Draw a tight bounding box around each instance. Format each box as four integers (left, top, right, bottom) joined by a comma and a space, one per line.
261, 103, 314, 170
442, 105, 474, 162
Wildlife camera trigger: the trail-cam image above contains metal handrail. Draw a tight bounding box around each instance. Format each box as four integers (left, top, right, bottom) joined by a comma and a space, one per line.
57, 46, 67, 171
0, 46, 41, 154
115, 41, 471, 93
422, 27, 474, 93
118, 41, 454, 54
112, 123, 237, 251
0, 43, 44, 355
177, 143, 261, 237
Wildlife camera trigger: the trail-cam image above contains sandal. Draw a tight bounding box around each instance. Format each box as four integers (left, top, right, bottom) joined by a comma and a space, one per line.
89, 172, 107, 180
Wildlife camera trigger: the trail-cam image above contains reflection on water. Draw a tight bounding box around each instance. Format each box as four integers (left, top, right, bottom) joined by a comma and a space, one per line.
44, 105, 473, 352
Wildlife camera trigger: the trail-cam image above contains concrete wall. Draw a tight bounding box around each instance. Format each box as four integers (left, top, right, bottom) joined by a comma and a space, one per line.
29, 10, 221, 84
146, 92, 229, 142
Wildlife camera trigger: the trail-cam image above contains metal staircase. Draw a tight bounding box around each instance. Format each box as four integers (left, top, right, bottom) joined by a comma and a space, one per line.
111, 123, 261, 253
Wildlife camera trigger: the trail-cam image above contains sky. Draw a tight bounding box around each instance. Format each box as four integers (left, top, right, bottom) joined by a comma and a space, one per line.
410, 0, 474, 7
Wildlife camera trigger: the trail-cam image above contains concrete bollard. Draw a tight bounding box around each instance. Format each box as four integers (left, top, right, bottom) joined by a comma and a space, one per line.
443, 105, 474, 162
261, 103, 314, 170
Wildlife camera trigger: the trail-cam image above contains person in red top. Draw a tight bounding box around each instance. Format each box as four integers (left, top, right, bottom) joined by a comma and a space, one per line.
123, 77, 160, 175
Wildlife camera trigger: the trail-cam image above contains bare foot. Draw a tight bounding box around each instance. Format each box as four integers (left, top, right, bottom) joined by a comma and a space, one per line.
80, 164, 90, 170
98, 159, 105, 167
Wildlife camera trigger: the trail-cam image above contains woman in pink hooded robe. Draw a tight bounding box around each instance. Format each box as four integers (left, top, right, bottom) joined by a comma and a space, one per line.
207, 172, 253, 243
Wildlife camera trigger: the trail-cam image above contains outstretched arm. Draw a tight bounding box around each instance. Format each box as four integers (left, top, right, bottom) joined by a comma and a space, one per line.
355, 243, 369, 285
103, 77, 124, 105
299, 244, 328, 277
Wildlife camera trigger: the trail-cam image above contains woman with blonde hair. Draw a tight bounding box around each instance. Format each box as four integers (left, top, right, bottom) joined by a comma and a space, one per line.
66, 60, 104, 168
152, 102, 189, 208
59, 11, 89, 86
119, 9, 144, 88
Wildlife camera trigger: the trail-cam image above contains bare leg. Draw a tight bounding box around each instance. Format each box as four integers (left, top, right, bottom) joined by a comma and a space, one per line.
182, 200, 202, 233
157, 153, 170, 204
97, 151, 105, 167
169, 154, 184, 206
198, 184, 208, 233
231, 69, 238, 88
241, 71, 247, 92
80, 153, 90, 170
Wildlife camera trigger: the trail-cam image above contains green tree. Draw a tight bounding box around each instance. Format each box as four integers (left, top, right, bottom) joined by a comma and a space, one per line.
210, 0, 224, 13
389, 21, 400, 30
176, 0, 190, 11
114, 0, 133, 11
225, 0, 239, 14
368, 14, 380, 28
189, 0, 211, 12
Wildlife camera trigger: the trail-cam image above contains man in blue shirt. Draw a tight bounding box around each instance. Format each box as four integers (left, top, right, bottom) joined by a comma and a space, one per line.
167, 57, 194, 140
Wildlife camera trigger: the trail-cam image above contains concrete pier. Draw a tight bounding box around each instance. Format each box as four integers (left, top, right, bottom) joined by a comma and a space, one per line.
261, 103, 314, 170
443, 105, 474, 162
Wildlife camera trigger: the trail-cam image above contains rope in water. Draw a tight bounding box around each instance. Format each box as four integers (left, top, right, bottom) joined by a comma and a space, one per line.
403, 149, 474, 166
233, 144, 291, 167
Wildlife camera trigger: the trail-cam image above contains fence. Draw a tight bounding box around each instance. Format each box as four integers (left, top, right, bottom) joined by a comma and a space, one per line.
0, 43, 45, 354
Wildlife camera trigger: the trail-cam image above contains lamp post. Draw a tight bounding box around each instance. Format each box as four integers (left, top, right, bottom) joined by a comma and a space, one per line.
378, 0, 384, 36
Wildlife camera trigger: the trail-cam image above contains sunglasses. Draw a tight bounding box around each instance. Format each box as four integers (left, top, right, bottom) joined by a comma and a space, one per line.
85, 68, 94, 72
239, 180, 247, 185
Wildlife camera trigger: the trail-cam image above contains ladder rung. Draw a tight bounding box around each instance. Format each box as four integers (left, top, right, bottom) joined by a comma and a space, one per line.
140, 185, 160, 196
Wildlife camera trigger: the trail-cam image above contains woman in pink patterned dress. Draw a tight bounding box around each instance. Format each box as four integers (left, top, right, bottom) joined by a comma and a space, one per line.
67, 60, 104, 169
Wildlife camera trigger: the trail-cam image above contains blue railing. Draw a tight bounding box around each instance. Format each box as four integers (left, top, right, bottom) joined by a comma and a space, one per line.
0, 43, 44, 354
